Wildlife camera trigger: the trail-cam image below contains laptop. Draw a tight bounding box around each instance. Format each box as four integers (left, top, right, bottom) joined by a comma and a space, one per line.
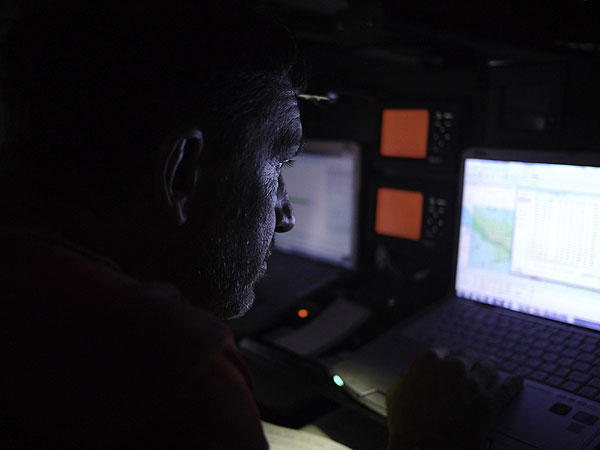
332, 147, 600, 450
228, 140, 361, 335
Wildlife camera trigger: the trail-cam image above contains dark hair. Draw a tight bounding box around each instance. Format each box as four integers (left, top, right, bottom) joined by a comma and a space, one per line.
1, 0, 303, 199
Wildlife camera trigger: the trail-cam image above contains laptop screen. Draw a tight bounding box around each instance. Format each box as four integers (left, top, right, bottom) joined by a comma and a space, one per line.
455, 153, 600, 330
274, 140, 361, 270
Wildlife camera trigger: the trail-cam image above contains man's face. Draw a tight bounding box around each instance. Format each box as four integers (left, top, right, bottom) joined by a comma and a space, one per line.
173, 83, 302, 319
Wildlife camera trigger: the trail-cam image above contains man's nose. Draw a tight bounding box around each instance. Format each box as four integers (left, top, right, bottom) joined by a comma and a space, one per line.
275, 175, 295, 233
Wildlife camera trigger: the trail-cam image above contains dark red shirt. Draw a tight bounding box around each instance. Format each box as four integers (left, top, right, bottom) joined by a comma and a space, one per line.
0, 190, 268, 449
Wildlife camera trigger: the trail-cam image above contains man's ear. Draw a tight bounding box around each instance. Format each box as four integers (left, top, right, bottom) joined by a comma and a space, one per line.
158, 125, 204, 226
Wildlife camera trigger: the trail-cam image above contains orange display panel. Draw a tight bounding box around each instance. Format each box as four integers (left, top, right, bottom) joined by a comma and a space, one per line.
375, 188, 424, 241
380, 109, 430, 159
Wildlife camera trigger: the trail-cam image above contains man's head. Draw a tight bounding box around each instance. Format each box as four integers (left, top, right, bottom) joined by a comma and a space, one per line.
2, 1, 303, 318
157, 80, 302, 319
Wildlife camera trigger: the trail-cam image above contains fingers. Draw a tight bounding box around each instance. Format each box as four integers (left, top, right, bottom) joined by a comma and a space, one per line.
418, 348, 517, 395
447, 348, 479, 371
430, 348, 500, 388
441, 348, 523, 414
492, 376, 523, 415
429, 346, 451, 359
471, 358, 498, 388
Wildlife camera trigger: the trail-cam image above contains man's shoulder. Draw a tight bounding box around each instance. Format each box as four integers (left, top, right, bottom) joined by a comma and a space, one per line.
0, 227, 261, 448
0, 225, 230, 355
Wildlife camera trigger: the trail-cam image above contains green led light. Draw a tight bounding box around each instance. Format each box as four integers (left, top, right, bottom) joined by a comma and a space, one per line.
332, 374, 344, 387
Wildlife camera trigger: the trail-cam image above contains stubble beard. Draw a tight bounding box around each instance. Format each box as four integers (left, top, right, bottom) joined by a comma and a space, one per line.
183, 220, 276, 320
216, 234, 276, 319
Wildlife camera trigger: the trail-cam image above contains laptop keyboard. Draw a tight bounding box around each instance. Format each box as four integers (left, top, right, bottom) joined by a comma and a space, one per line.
401, 302, 600, 401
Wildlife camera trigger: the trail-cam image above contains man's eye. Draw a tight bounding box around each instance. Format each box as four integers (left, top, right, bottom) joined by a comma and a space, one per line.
276, 159, 296, 170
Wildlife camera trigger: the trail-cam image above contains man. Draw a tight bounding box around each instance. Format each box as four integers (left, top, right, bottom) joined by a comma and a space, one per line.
0, 1, 520, 448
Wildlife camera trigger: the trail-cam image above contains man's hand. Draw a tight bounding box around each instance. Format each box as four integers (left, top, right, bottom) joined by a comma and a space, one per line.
386, 349, 522, 450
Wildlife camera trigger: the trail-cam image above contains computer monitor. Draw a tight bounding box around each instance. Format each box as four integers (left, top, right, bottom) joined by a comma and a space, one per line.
275, 140, 361, 270
455, 150, 600, 329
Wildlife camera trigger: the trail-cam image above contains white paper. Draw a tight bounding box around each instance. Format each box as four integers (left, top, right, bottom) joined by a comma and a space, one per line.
261, 421, 352, 450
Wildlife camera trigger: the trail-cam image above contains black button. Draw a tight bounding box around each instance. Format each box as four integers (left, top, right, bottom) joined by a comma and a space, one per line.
566, 422, 585, 433
550, 402, 572, 416
573, 411, 598, 425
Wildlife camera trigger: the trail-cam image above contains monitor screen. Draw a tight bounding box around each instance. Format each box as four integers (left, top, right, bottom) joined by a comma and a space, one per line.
456, 156, 600, 329
275, 141, 360, 269
380, 109, 430, 159
374, 188, 424, 241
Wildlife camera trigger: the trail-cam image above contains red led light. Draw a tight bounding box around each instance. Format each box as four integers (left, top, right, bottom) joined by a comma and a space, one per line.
297, 309, 309, 319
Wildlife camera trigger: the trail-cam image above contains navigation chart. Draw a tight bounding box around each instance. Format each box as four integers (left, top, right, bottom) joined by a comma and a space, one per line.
464, 206, 514, 273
